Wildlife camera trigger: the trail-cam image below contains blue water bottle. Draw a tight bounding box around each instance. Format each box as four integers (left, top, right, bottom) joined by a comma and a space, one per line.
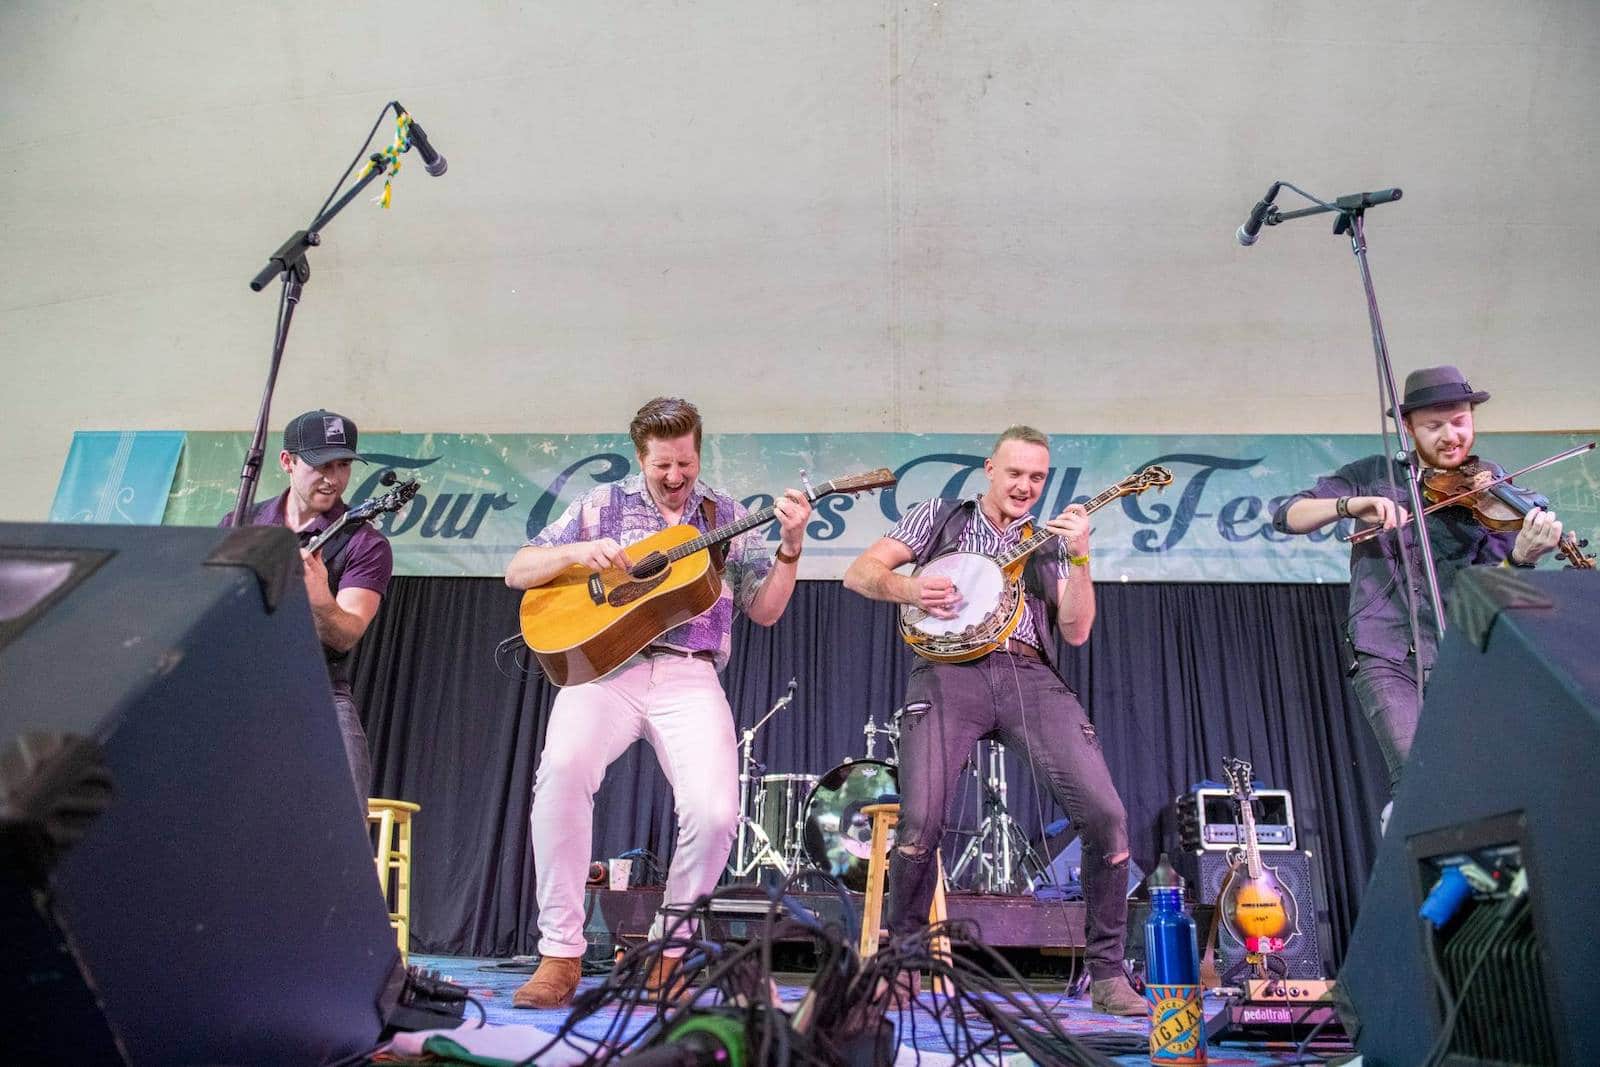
1144, 853, 1206, 1065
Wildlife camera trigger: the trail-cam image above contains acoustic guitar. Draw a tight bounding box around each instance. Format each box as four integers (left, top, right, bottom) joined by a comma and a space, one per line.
897, 465, 1173, 662
1218, 757, 1300, 957
519, 469, 896, 686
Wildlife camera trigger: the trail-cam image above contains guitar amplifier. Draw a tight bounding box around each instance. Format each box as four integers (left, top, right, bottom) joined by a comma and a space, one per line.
1177, 849, 1332, 981
1175, 787, 1297, 852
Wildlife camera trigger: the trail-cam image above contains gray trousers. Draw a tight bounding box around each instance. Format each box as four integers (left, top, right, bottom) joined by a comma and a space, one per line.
331, 680, 373, 812
886, 650, 1131, 980
1349, 653, 1429, 794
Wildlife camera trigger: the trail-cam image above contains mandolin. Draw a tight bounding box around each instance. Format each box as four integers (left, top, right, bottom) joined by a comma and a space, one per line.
897, 465, 1173, 662
520, 469, 897, 686
302, 477, 419, 555
1218, 757, 1300, 957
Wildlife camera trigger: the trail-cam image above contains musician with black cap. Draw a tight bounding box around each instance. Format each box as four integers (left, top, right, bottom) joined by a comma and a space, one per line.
223, 408, 394, 805
1273, 366, 1564, 798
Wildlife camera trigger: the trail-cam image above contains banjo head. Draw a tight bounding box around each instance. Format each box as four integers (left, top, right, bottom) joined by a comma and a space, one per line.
903, 551, 1009, 638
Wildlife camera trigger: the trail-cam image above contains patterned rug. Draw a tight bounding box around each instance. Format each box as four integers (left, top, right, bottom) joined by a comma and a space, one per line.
381, 954, 1352, 1066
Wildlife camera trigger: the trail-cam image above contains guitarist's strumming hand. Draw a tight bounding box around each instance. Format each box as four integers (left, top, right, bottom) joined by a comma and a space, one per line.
772, 488, 812, 556
573, 538, 630, 573
913, 574, 964, 620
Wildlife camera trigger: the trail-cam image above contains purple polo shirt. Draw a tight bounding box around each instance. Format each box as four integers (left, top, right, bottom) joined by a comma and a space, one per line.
225, 491, 394, 598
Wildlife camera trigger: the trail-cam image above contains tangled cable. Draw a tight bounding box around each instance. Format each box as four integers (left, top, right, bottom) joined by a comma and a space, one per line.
507, 875, 1142, 1066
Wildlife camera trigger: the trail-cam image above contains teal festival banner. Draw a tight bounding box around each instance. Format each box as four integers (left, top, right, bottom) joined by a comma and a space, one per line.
63, 430, 1600, 582
49, 431, 186, 525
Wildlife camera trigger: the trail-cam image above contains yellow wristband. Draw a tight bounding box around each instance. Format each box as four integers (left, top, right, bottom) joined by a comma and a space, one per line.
1067, 553, 1090, 568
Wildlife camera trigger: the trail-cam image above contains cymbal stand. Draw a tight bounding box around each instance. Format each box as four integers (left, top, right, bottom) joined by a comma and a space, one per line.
727, 680, 796, 880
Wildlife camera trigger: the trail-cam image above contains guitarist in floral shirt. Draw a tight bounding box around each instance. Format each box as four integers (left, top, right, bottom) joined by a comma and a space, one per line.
504, 396, 810, 1008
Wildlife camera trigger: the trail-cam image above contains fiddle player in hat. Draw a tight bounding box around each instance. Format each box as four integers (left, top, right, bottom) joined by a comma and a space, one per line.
1272, 366, 1564, 799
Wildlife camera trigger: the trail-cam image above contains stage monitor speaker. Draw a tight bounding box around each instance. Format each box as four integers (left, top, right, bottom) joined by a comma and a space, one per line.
1175, 848, 1332, 980
0, 522, 400, 1065
1339, 569, 1600, 1066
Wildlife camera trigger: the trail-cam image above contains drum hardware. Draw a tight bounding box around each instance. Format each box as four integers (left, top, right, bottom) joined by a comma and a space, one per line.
754, 772, 817, 873
945, 740, 1052, 895
860, 718, 890, 762
728, 679, 800, 880
861, 701, 924, 764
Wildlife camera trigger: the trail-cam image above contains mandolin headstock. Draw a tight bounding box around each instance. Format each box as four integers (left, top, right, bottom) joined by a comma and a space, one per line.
1224, 756, 1254, 800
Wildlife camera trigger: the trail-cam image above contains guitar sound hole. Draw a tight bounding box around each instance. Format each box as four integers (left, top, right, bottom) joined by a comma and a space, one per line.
630, 553, 667, 580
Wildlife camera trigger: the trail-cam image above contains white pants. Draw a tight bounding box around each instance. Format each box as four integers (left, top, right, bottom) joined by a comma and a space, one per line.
530, 655, 739, 958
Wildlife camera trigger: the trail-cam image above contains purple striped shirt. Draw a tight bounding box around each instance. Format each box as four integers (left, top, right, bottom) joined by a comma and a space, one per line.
886, 496, 1056, 649
529, 474, 773, 670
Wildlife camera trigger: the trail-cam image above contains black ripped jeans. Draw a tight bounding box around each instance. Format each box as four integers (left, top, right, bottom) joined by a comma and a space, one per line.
886, 650, 1131, 980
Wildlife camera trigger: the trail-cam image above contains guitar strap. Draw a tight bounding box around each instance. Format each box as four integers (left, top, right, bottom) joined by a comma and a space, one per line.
245, 496, 357, 591
700, 497, 727, 573
247, 494, 364, 681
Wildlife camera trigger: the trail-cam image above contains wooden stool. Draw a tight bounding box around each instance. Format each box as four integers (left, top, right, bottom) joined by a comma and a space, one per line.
858, 802, 953, 993
367, 798, 421, 963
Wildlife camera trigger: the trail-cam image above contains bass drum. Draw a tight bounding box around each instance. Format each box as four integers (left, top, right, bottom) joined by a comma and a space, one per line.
802, 758, 900, 892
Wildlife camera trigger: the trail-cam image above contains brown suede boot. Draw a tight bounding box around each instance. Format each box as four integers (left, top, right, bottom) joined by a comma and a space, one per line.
643, 953, 690, 1004
513, 955, 583, 1009
1089, 974, 1148, 1016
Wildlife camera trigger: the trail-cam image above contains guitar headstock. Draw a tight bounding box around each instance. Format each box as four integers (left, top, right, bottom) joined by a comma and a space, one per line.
1224, 756, 1254, 799
817, 468, 897, 498
1113, 465, 1174, 498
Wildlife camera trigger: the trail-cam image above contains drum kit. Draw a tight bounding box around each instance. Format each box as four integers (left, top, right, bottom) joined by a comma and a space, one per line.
727, 687, 1052, 895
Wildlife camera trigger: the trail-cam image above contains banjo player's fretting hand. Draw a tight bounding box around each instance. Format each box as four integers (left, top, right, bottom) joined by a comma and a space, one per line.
1046, 503, 1091, 558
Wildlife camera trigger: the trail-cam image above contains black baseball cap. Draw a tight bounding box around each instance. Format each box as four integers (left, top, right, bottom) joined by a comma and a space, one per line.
282, 409, 364, 466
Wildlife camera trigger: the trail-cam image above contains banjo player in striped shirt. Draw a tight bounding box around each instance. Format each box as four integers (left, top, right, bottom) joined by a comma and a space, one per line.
842, 425, 1145, 1016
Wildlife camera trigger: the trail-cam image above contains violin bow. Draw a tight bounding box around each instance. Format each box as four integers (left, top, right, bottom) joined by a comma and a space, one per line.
1342, 440, 1595, 545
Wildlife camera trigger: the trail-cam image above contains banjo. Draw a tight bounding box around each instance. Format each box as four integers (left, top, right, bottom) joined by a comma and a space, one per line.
898, 465, 1173, 662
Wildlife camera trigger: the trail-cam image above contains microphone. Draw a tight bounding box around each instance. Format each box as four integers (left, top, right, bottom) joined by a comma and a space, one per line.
1335, 187, 1402, 210
394, 101, 448, 177
786, 677, 797, 694
1236, 181, 1283, 247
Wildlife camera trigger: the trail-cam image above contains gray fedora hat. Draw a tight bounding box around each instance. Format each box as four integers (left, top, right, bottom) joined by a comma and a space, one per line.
1393, 365, 1490, 416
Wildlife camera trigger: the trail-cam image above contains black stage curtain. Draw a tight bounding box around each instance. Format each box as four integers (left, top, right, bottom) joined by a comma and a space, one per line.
352, 579, 1389, 963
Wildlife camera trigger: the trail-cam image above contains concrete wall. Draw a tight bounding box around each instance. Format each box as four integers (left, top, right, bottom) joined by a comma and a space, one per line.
3, 1, 1596, 520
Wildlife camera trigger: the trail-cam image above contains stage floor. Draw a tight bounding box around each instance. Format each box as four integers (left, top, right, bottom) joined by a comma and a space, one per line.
385, 953, 1355, 1066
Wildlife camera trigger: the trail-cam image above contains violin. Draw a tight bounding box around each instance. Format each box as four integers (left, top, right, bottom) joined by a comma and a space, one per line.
1343, 441, 1596, 570
1420, 458, 1594, 570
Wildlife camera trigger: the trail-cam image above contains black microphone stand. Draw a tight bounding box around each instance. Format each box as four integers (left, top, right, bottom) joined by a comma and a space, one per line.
1265, 190, 1447, 634
230, 147, 397, 527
